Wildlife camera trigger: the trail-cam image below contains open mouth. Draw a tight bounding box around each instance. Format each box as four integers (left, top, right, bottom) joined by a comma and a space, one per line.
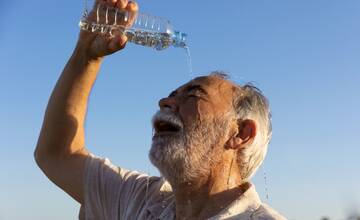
153, 119, 182, 135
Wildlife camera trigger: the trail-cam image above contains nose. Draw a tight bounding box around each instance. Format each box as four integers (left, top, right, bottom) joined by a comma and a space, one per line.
159, 97, 178, 112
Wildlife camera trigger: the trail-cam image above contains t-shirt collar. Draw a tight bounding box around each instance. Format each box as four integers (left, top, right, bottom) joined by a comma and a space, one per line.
147, 182, 262, 219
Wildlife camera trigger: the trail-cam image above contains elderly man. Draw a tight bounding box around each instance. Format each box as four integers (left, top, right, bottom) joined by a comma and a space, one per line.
35, 0, 286, 219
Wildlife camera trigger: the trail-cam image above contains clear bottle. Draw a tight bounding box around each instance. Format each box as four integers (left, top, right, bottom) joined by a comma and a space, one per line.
79, 3, 187, 50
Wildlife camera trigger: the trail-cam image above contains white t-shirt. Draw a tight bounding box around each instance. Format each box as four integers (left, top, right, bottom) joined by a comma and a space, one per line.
79, 155, 287, 220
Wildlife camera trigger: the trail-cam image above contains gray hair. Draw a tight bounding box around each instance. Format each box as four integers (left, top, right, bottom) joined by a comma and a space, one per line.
209, 71, 272, 181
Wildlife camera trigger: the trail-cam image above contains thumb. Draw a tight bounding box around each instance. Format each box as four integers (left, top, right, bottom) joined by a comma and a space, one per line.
108, 34, 128, 53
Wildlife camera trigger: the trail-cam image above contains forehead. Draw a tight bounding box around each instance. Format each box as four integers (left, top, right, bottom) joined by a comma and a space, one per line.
176, 76, 236, 103
180, 76, 233, 91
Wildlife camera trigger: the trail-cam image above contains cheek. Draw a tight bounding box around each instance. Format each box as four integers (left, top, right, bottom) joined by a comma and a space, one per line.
180, 99, 214, 124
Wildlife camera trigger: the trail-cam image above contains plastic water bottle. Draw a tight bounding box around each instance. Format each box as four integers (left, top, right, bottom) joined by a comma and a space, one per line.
125, 13, 187, 50
79, 3, 187, 50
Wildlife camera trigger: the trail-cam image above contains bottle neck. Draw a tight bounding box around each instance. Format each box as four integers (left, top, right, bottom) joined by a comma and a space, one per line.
173, 31, 187, 48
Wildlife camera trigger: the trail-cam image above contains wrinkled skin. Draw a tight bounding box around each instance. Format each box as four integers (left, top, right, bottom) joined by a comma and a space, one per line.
150, 76, 237, 183
149, 76, 254, 219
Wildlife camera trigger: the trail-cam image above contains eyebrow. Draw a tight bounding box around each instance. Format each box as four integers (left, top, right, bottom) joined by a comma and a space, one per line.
168, 84, 208, 98
186, 85, 208, 96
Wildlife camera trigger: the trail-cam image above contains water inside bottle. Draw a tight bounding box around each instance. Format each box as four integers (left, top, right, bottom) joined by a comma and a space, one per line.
126, 30, 174, 50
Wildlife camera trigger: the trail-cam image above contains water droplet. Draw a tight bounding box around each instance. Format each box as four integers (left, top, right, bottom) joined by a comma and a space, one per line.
263, 170, 269, 201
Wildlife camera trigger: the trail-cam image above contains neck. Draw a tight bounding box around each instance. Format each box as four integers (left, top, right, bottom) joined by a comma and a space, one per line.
170, 152, 250, 220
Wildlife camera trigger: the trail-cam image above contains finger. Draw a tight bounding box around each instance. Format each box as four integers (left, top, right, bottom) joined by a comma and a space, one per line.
108, 34, 127, 52
106, 0, 117, 7
88, 0, 106, 22
124, 1, 138, 27
94, 0, 106, 7
126, 1, 138, 13
94, 0, 103, 5
116, 0, 128, 9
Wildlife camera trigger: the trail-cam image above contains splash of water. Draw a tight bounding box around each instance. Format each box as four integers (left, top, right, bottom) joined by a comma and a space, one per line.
184, 46, 193, 77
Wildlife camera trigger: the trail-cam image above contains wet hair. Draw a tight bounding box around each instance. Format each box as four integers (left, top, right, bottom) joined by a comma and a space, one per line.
209, 71, 272, 181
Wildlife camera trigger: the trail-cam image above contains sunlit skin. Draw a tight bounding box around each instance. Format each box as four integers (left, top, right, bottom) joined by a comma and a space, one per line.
34, 0, 257, 219
158, 76, 256, 219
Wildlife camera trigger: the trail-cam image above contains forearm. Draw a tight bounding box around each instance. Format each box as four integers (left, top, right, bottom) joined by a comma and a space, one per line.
33, 0, 137, 204
35, 44, 103, 159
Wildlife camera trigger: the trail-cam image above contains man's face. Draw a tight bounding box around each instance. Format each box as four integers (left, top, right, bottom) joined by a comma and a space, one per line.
149, 76, 236, 184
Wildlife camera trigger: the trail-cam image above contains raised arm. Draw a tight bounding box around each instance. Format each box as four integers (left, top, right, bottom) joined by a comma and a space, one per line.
34, 0, 138, 204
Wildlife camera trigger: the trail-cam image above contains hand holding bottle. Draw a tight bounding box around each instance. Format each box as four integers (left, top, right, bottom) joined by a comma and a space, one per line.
77, 0, 138, 60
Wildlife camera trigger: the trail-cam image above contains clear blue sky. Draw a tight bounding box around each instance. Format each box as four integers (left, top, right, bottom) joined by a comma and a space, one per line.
1, 0, 360, 219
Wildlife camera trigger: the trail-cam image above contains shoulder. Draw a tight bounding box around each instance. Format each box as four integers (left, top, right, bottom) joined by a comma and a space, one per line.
81, 155, 170, 219
251, 203, 287, 220
85, 154, 164, 191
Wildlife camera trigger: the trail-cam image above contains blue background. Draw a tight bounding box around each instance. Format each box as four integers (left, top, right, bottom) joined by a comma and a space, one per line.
1, 0, 360, 219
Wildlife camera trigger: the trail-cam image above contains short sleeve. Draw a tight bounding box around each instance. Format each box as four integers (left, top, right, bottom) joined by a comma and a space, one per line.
79, 154, 158, 220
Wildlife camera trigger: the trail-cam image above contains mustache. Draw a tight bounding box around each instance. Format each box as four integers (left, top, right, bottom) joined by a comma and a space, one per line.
152, 109, 184, 130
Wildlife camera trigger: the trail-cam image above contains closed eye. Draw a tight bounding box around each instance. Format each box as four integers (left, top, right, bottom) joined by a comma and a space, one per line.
188, 92, 201, 98
187, 92, 209, 102
187, 85, 208, 98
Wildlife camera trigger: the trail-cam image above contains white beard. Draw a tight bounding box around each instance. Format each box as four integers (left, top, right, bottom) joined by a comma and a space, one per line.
149, 110, 231, 185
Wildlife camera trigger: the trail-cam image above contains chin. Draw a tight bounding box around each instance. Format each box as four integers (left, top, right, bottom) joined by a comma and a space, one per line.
148, 136, 188, 183
149, 137, 212, 185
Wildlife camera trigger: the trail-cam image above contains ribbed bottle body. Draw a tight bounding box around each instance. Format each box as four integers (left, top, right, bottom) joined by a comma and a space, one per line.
125, 13, 176, 50
79, 3, 187, 50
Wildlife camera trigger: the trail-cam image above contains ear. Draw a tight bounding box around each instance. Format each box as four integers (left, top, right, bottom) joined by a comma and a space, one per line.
225, 119, 257, 150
